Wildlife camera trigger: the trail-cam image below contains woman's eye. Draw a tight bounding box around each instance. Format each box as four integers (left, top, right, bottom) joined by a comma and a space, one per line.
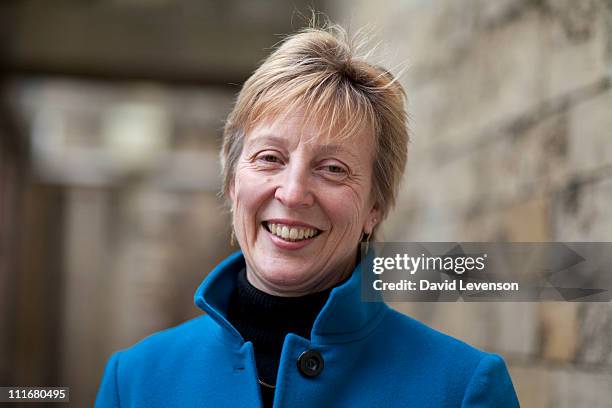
259, 154, 281, 163
320, 163, 348, 177
326, 165, 346, 174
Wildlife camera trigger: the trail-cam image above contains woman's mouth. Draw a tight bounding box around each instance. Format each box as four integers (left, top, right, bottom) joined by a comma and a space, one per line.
262, 221, 322, 242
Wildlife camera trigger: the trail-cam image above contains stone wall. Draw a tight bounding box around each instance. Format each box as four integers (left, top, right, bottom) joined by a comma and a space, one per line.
331, 1, 612, 406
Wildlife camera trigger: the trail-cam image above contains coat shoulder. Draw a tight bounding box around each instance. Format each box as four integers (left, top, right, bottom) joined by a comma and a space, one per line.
364, 308, 519, 406
370, 307, 492, 389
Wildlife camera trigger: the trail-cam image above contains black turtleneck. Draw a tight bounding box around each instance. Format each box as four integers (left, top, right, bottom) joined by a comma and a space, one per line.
226, 268, 332, 408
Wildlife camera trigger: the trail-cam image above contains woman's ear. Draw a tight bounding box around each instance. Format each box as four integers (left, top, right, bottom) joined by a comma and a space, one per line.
364, 204, 380, 235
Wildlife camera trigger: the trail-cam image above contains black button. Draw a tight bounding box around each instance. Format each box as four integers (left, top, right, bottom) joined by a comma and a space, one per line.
297, 350, 324, 378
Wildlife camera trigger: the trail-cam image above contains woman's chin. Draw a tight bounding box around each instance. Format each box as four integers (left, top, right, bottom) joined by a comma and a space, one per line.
263, 269, 310, 285
253, 266, 317, 294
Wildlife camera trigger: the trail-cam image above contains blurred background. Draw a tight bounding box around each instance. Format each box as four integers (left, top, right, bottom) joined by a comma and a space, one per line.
1, 0, 611, 406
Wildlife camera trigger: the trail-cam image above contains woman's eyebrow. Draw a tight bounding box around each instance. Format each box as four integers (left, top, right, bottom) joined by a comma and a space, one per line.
246, 134, 360, 161
316, 144, 359, 161
245, 134, 287, 149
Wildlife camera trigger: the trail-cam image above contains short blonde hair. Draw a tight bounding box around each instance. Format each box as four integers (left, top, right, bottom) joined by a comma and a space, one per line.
221, 24, 409, 234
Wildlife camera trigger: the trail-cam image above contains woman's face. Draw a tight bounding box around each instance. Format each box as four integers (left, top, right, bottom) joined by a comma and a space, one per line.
230, 112, 379, 296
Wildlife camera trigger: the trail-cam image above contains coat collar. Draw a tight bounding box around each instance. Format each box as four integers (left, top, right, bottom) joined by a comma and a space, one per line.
194, 251, 387, 346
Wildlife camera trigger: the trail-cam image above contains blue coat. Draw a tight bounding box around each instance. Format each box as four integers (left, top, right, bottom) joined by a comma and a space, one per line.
95, 251, 520, 407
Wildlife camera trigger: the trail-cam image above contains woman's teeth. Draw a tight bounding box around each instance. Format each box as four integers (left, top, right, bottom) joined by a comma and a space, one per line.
266, 222, 319, 241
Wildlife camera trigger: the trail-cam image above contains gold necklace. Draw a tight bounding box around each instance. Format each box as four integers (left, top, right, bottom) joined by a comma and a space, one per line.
258, 378, 276, 389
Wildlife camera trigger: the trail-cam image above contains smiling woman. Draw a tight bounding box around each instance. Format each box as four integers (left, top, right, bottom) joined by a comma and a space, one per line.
95, 21, 519, 408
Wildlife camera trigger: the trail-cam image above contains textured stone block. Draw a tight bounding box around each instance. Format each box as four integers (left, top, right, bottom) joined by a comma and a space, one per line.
511, 365, 612, 408
500, 196, 552, 241
508, 366, 552, 408
538, 303, 579, 361
330, 0, 479, 81
553, 177, 612, 240
540, 0, 609, 101
576, 303, 612, 366
567, 90, 612, 175
390, 278, 535, 361
489, 303, 538, 357
502, 114, 569, 199
388, 302, 494, 351
475, 0, 528, 28
425, 302, 493, 350
551, 369, 612, 408
408, 10, 544, 151
461, 195, 551, 241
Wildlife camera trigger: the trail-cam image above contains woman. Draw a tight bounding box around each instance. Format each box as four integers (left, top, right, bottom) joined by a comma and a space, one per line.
96, 25, 520, 407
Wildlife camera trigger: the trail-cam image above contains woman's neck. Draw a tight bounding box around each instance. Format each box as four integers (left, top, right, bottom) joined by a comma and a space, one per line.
243, 250, 359, 297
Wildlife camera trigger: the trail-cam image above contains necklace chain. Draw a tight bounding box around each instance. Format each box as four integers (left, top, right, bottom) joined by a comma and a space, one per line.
258, 378, 276, 389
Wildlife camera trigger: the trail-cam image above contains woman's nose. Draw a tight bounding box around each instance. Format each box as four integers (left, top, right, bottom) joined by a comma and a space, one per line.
274, 164, 314, 208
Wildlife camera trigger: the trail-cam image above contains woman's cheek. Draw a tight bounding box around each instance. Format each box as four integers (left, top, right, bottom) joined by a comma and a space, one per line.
236, 171, 275, 210
339, 188, 370, 235
323, 189, 362, 226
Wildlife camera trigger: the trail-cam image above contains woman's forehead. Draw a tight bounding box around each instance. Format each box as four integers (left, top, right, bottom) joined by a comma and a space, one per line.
246, 111, 375, 151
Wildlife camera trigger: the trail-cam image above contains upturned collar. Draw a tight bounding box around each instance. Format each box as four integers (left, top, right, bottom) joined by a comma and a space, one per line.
194, 251, 387, 347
